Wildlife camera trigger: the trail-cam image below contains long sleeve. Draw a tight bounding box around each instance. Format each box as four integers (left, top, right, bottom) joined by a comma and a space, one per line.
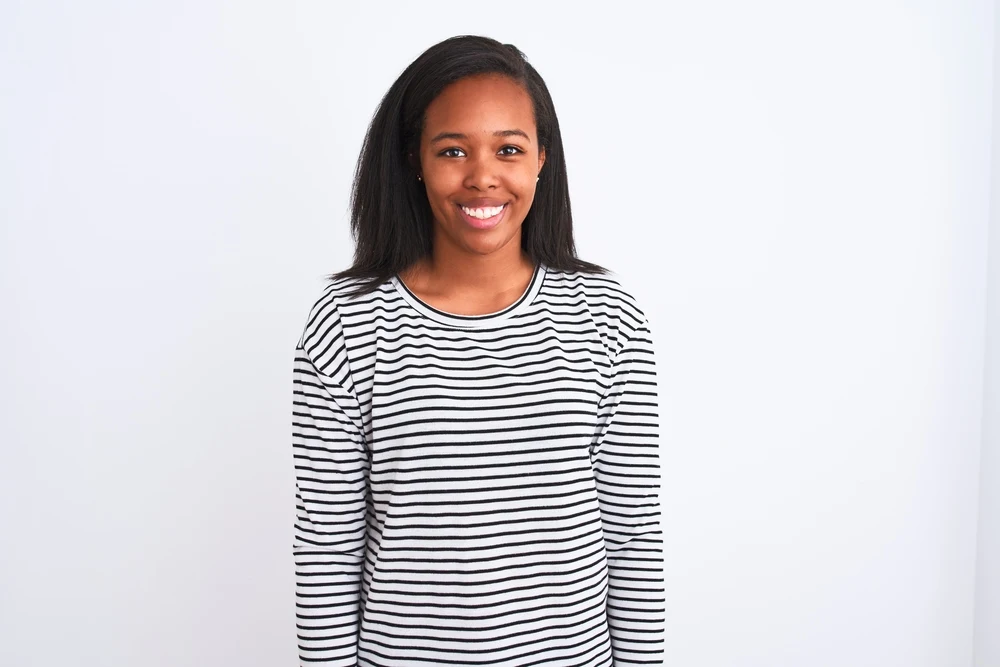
291, 317, 370, 665
591, 316, 665, 665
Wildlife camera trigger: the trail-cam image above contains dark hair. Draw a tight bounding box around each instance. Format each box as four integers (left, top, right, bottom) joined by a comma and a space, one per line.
328, 34, 609, 297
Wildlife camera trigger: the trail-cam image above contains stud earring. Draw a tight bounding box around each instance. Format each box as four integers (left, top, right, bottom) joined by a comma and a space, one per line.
417, 175, 422, 181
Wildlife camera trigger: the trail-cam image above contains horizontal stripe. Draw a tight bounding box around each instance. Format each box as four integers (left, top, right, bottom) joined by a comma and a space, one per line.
292, 263, 663, 666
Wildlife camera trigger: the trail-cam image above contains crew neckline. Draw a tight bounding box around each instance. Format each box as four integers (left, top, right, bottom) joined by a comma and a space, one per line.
391, 263, 547, 328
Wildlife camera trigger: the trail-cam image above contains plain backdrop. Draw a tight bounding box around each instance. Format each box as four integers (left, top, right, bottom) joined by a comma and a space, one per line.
1, 1, 998, 666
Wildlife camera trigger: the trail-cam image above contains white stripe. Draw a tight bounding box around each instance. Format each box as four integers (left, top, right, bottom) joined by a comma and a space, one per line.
292, 264, 663, 666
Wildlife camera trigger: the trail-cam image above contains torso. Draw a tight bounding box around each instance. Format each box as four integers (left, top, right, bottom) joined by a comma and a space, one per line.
293, 264, 663, 666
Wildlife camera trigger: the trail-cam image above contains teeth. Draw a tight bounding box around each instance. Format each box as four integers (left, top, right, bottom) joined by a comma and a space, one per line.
461, 204, 505, 219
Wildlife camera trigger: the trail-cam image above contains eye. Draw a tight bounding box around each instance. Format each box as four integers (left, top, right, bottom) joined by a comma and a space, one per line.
438, 146, 524, 158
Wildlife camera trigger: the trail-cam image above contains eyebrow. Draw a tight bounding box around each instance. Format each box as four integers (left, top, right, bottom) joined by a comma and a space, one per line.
429, 129, 531, 144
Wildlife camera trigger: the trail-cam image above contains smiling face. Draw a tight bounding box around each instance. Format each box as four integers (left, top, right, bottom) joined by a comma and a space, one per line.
415, 74, 545, 259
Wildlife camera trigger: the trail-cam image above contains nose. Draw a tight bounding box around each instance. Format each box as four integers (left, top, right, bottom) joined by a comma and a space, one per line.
463, 151, 499, 191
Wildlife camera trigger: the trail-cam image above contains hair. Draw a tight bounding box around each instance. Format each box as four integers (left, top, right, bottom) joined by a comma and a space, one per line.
328, 34, 609, 297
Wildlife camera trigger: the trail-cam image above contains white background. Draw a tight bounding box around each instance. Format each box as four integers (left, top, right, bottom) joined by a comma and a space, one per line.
1, 1, 997, 666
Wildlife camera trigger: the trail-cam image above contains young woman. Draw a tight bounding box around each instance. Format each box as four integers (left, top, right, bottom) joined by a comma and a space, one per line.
291, 35, 664, 666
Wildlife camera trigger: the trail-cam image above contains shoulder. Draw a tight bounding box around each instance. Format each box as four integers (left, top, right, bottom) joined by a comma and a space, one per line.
297, 274, 386, 370
542, 264, 650, 357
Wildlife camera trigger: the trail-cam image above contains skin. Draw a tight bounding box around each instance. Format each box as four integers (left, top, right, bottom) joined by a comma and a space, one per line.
401, 73, 546, 316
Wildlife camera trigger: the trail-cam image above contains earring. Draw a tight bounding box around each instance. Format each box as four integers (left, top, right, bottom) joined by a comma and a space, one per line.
536, 177, 540, 181
417, 175, 422, 181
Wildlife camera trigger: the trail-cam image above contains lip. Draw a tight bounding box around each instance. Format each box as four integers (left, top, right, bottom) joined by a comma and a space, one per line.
458, 198, 509, 208
456, 202, 508, 230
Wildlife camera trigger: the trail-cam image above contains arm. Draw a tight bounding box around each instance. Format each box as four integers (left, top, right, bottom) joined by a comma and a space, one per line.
591, 316, 665, 665
291, 336, 369, 665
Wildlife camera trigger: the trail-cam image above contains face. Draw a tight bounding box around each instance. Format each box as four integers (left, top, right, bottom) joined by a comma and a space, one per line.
414, 74, 546, 259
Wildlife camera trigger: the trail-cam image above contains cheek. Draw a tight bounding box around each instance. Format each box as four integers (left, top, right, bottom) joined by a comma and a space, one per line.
513, 176, 538, 201
422, 179, 448, 201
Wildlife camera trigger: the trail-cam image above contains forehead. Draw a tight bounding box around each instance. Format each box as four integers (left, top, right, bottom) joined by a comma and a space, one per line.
423, 75, 535, 137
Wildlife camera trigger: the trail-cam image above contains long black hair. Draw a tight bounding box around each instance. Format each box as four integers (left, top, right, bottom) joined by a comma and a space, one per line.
328, 34, 609, 297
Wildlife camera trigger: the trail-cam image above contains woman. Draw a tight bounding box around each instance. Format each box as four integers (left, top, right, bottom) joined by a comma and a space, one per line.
291, 35, 664, 666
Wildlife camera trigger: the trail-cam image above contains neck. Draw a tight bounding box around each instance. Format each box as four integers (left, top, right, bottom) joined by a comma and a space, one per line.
400, 237, 535, 299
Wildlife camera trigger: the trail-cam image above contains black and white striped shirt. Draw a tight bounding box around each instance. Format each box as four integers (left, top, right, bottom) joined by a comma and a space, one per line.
291, 262, 664, 666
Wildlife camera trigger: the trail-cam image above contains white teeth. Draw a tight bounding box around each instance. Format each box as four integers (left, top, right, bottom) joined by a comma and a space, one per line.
461, 204, 505, 219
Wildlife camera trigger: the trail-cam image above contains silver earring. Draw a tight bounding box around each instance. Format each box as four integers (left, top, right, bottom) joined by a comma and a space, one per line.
417, 175, 422, 181
536, 177, 540, 181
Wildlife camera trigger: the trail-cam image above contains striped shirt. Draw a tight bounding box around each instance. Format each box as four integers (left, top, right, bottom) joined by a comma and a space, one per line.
291, 262, 664, 666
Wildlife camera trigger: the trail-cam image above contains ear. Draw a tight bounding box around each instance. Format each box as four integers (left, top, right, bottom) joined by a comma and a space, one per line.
537, 146, 546, 176
407, 150, 421, 173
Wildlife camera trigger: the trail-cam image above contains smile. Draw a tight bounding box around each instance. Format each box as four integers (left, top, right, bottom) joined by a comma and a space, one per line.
457, 203, 508, 230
